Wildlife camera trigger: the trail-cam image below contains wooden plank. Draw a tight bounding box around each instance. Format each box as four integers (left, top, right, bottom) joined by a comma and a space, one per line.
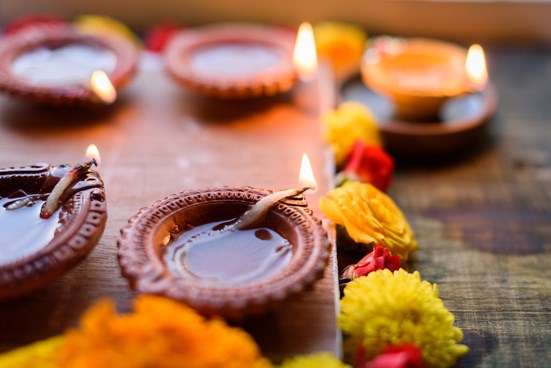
1, 47, 550, 367
387, 47, 551, 367
0, 62, 339, 359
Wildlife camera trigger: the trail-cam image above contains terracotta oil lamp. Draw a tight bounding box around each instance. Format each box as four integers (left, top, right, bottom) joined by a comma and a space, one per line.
0, 145, 107, 300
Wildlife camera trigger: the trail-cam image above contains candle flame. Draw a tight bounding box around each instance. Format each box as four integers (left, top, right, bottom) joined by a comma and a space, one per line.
299, 153, 317, 191
89, 70, 117, 104
293, 22, 318, 82
85, 144, 101, 167
465, 44, 488, 91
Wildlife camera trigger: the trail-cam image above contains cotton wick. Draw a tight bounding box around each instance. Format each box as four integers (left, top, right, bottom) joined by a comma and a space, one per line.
40, 159, 97, 219
229, 186, 311, 231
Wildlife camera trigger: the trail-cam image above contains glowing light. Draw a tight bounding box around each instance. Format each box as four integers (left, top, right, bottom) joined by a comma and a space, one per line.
465, 44, 488, 91
89, 70, 117, 104
299, 153, 317, 191
85, 144, 101, 167
293, 22, 318, 82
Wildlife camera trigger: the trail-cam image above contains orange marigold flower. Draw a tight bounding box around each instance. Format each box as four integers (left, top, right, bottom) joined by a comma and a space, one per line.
320, 181, 417, 261
313, 22, 366, 79
56, 295, 272, 368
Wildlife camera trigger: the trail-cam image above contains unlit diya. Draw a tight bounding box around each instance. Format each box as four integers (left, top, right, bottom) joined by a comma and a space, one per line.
0, 162, 107, 300
164, 24, 297, 99
0, 25, 138, 106
117, 186, 331, 319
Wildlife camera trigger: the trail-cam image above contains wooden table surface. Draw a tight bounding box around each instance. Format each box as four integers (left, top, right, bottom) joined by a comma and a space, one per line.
1, 46, 550, 367
388, 46, 551, 367
0, 58, 339, 361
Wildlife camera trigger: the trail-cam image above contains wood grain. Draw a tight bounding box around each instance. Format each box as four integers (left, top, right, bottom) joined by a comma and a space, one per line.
0, 60, 339, 360
0, 47, 550, 367
388, 47, 551, 367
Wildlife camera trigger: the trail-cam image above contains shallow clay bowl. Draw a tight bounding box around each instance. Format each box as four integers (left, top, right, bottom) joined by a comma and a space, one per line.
0, 163, 107, 300
362, 37, 469, 120
118, 186, 331, 319
0, 25, 138, 106
164, 23, 297, 99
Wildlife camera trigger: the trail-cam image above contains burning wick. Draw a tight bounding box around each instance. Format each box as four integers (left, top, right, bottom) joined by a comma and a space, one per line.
40, 145, 101, 219
232, 154, 317, 231
293, 22, 318, 82
40, 160, 96, 219
465, 44, 488, 92
89, 70, 117, 104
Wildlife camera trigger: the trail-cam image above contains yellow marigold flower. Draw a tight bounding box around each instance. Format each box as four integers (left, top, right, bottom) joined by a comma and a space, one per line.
280, 352, 350, 368
0, 336, 63, 368
323, 102, 381, 166
55, 295, 272, 368
314, 22, 366, 79
320, 181, 417, 260
339, 269, 469, 368
75, 15, 142, 46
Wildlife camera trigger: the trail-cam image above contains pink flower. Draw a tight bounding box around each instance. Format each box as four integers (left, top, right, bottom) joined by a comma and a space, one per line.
341, 246, 400, 280
144, 22, 183, 53
356, 344, 421, 368
338, 140, 394, 192
369, 344, 422, 368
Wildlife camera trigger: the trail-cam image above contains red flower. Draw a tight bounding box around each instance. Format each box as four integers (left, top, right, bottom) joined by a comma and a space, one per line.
144, 22, 183, 53
369, 344, 422, 368
341, 246, 400, 280
338, 140, 394, 192
2, 14, 67, 37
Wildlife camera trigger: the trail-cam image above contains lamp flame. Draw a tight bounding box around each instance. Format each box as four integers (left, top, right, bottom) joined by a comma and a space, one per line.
85, 144, 101, 167
293, 22, 318, 82
299, 153, 317, 191
89, 70, 117, 104
465, 44, 488, 91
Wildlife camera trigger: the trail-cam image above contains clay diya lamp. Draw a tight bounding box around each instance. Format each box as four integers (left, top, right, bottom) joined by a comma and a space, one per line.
362, 37, 481, 121
164, 23, 297, 99
0, 25, 138, 106
0, 148, 107, 300
118, 185, 331, 319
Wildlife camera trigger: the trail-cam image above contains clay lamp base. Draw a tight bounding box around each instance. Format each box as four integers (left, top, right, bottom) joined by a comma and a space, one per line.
118, 186, 331, 319
340, 74, 497, 157
362, 37, 471, 121
164, 23, 297, 99
0, 162, 107, 300
0, 25, 138, 106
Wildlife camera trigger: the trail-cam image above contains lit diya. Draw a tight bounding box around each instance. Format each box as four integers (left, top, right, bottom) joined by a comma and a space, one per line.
362, 37, 489, 120
340, 37, 496, 156
118, 154, 330, 319
164, 23, 297, 99
0, 145, 107, 300
0, 25, 137, 106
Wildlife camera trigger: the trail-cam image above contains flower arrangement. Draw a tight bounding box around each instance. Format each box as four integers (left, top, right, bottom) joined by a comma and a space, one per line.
0, 295, 271, 368
74, 15, 142, 45
323, 102, 381, 166
336, 140, 394, 192
0, 16, 469, 368
339, 270, 468, 367
319, 99, 468, 367
280, 352, 351, 368
313, 22, 366, 80
320, 181, 418, 261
